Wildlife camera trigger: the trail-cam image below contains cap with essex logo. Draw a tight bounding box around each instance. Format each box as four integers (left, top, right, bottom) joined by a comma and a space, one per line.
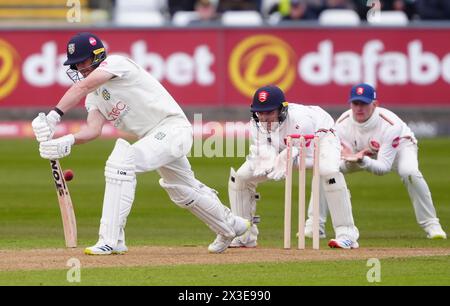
349, 83, 376, 104
251, 85, 287, 112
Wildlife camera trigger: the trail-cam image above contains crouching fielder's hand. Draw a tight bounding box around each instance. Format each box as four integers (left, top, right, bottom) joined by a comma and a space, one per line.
31, 111, 61, 142
39, 134, 75, 160
267, 147, 299, 181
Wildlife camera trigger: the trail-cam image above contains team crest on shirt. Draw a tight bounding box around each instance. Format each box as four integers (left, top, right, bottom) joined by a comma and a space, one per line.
155, 132, 166, 140
68, 43, 75, 55
392, 137, 401, 148
102, 89, 111, 101
369, 140, 380, 152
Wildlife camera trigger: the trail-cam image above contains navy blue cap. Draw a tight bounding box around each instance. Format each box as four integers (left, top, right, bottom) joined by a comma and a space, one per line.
251, 85, 287, 112
349, 83, 376, 104
63, 32, 105, 67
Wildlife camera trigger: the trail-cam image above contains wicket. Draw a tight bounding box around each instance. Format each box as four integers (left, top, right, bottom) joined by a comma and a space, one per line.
284, 134, 320, 250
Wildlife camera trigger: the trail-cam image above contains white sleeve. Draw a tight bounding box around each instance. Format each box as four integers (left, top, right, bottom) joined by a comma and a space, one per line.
247, 121, 260, 161
97, 55, 130, 78
358, 125, 402, 175
249, 120, 271, 148
85, 94, 99, 112
249, 121, 259, 146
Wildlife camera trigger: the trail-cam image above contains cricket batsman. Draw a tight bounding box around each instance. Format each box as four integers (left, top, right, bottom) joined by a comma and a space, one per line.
228, 85, 360, 249
306, 83, 446, 239
31, 32, 249, 255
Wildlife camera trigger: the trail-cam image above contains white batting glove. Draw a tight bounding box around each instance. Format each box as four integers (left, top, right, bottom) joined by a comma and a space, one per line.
39, 134, 75, 160
267, 147, 299, 181
31, 110, 61, 142
250, 144, 278, 177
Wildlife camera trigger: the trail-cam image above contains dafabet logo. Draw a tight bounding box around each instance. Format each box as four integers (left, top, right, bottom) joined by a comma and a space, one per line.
0, 39, 20, 101
229, 35, 296, 98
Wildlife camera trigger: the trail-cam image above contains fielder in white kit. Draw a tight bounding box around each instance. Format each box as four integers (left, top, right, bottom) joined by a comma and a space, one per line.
229, 85, 360, 249
308, 83, 446, 239
31, 32, 249, 255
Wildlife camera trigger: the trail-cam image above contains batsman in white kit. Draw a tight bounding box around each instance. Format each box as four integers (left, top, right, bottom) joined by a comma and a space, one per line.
308, 83, 446, 240
31, 32, 250, 255
229, 85, 360, 249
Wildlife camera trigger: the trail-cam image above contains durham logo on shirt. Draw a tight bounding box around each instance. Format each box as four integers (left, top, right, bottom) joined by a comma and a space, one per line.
102, 89, 111, 101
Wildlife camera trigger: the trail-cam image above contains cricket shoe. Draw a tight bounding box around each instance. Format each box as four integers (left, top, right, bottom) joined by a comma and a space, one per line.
208, 217, 251, 253
112, 243, 129, 255
328, 238, 359, 249
84, 242, 128, 255
425, 224, 447, 240
229, 225, 258, 248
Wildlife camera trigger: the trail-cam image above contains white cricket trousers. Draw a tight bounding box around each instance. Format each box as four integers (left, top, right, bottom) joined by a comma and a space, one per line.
133, 124, 199, 187
394, 141, 440, 228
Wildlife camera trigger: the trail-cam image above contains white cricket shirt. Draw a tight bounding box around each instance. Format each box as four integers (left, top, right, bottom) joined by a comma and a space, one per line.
85, 55, 190, 138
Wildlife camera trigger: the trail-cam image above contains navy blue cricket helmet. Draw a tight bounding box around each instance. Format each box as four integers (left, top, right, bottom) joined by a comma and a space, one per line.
64, 32, 106, 70
251, 85, 289, 123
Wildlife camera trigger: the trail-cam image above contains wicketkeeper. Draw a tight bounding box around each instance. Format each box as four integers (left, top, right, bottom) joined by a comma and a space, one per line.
305, 83, 446, 240
31, 32, 249, 255
229, 85, 360, 249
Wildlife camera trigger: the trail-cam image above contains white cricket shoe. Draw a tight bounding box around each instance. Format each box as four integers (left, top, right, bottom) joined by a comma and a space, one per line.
229, 225, 258, 248
112, 243, 129, 255
425, 224, 447, 240
84, 244, 114, 255
328, 238, 359, 249
84, 242, 128, 255
208, 217, 251, 253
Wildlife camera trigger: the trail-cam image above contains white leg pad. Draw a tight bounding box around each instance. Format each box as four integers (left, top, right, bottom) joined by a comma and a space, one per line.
306, 182, 329, 228
322, 172, 359, 241
159, 179, 241, 238
99, 139, 136, 248
228, 168, 259, 221
117, 218, 127, 246
228, 168, 260, 244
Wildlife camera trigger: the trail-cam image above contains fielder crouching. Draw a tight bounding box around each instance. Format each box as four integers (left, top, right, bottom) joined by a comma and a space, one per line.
31, 32, 250, 255
229, 85, 359, 249
312, 83, 446, 240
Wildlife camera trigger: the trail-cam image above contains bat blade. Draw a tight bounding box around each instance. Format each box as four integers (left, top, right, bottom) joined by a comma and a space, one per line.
50, 159, 77, 248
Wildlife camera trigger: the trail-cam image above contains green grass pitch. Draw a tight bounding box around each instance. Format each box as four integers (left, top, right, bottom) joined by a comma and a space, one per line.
0, 138, 448, 285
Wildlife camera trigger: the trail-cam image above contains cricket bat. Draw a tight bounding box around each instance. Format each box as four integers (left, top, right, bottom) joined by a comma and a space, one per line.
49, 159, 77, 248
39, 113, 77, 248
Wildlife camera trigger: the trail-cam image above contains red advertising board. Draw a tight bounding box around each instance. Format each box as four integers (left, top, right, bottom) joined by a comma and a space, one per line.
0, 28, 449, 108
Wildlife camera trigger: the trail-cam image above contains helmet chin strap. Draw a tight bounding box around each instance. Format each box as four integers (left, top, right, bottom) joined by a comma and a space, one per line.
65, 49, 106, 83
257, 121, 281, 134
254, 119, 284, 145
66, 68, 84, 83
66, 60, 98, 83
252, 103, 288, 137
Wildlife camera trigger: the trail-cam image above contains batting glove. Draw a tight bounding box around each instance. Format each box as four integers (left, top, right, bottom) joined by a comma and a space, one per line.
31, 110, 61, 142
39, 134, 75, 160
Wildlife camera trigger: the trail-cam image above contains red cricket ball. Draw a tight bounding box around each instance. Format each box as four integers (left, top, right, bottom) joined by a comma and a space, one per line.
64, 169, 74, 181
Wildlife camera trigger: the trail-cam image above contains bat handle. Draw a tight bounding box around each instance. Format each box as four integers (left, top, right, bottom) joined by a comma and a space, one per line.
38, 112, 46, 122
